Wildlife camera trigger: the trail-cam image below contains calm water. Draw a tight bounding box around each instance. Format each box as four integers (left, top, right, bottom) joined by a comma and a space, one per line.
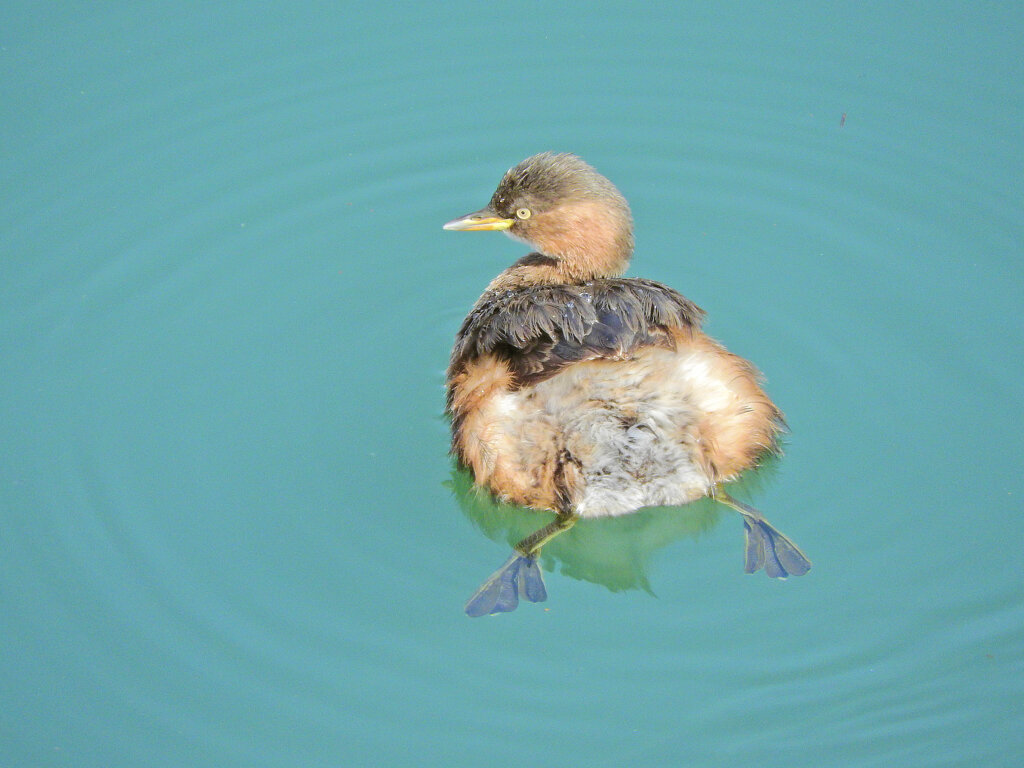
3, 3, 1022, 766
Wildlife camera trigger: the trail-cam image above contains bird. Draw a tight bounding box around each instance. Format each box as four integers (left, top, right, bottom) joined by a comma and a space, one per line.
443, 152, 810, 616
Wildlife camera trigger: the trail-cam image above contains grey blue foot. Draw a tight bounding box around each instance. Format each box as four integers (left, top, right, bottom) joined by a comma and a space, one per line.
715, 490, 811, 578
742, 518, 812, 578
464, 553, 548, 617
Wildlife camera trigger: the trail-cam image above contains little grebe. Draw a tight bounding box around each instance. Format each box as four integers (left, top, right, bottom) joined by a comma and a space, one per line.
444, 152, 810, 616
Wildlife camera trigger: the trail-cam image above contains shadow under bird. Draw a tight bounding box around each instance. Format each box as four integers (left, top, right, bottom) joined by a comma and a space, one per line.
443, 152, 810, 616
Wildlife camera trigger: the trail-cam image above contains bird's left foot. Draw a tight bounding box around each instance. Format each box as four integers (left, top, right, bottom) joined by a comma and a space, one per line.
464, 553, 548, 617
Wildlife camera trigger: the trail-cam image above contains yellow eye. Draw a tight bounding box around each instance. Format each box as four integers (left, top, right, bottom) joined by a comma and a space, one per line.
516, 208, 531, 220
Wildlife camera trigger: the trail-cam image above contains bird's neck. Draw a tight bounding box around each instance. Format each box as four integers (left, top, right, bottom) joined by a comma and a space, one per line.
488, 200, 634, 290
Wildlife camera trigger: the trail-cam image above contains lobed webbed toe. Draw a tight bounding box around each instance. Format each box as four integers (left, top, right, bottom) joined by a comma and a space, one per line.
464, 553, 548, 617
742, 518, 812, 578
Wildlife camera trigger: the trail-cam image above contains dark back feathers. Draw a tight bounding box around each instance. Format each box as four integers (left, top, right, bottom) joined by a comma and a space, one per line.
448, 278, 705, 394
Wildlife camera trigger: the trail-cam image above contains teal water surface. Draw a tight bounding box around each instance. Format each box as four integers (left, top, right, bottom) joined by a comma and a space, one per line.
2, 3, 1022, 766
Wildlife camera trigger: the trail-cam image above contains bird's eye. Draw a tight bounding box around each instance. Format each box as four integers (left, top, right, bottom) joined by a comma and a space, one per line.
516, 208, 531, 220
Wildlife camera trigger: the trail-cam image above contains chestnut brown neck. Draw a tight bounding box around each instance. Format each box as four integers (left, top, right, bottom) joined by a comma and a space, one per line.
488, 199, 634, 290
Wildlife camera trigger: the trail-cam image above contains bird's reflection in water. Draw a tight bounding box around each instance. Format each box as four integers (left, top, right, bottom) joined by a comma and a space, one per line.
448, 462, 784, 597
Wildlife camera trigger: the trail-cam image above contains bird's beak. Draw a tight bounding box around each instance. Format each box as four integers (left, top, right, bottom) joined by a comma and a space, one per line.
443, 207, 514, 231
